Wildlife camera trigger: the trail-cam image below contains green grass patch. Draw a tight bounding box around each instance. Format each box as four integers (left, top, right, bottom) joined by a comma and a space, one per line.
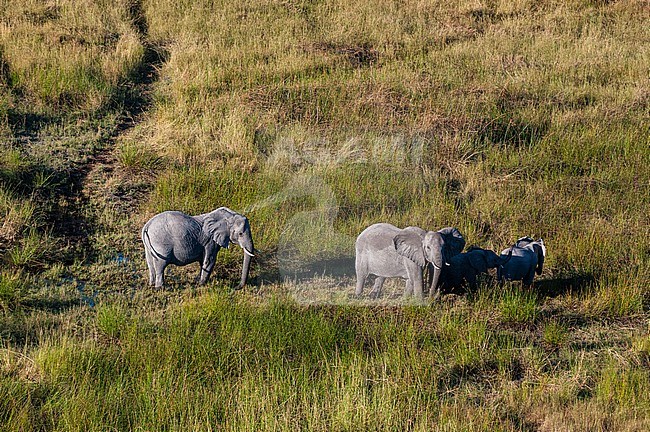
582, 271, 646, 318
0, 0, 145, 114
596, 361, 650, 409
9, 294, 528, 430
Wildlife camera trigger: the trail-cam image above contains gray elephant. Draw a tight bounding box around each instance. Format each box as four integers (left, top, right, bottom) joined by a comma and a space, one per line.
497, 237, 546, 287
440, 246, 513, 292
354, 223, 465, 300
141, 207, 254, 288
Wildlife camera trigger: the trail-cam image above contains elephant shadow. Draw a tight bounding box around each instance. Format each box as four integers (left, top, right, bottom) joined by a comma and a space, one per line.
247, 245, 356, 285
288, 256, 356, 282
436, 271, 596, 299
532, 273, 595, 298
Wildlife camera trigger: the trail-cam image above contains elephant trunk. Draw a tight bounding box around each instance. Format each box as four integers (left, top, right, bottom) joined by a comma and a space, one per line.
428, 250, 445, 299
237, 234, 255, 289
498, 247, 514, 266
429, 265, 442, 299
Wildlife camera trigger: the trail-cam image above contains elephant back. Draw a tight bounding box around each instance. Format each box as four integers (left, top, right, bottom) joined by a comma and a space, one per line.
356, 223, 400, 245
145, 211, 202, 239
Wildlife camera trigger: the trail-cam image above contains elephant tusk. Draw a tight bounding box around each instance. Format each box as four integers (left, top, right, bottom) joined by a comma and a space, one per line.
431, 262, 442, 270
243, 248, 255, 257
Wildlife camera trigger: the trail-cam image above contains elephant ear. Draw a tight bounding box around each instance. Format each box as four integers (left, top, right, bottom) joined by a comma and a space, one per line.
438, 227, 466, 257
203, 217, 231, 248
468, 252, 488, 274
403, 226, 426, 239
533, 240, 545, 275
516, 236, 534, 247
393, 231, 426, 267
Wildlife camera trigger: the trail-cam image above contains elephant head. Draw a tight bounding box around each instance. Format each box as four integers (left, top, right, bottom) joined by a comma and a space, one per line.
203, 208, 255, 289
466, 246, 513, 274
438, 227, 466, 260
393, 230, 447, 299
515, 236, 545, 275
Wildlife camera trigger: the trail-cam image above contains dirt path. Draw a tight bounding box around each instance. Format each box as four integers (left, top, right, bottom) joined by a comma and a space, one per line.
61, 2, 167, 261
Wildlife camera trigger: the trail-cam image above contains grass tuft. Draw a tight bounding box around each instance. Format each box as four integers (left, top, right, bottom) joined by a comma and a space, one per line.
0, 269, 28, 311
117, 141, 162, 172
96, 304, 131, 340
0, 188, 36, 244
498, 286, 539, 325
582, 272, 646, 318
542, 320, 569, 348
6, 230, 53, 269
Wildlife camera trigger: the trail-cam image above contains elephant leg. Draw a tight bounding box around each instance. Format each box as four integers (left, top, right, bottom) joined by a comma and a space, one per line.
406, 265, 423, 300
404, 279, 414, 297
144, 248, 155, 286
354, 256, 367, 296
371, 277, 385, 299
199, 253, 217, 285
465, 272, 478, 291
153, 258, 167, 288
354, 274, 367, 296
523, 269, 535, 289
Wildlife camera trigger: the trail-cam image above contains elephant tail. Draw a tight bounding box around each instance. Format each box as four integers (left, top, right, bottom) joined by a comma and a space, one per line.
142, 227, 167, 261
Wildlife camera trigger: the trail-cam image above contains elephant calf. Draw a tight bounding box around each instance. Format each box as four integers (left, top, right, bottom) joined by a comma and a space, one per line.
354, 223, 465, 300
497, 237, 546, 287
440, 246, 513, 292
141, 207, 254, 288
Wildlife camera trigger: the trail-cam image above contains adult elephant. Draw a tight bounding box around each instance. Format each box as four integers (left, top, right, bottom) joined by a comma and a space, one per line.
354, 223, 465, 300
141, 207, 254, 289
497, 237, 546, 287
440, 246, 513, 292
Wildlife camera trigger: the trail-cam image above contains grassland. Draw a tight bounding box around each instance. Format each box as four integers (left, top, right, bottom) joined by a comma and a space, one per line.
0, 0, 649, 430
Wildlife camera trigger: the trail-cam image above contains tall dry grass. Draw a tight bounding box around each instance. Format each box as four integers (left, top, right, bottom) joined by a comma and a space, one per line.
0, 0, 143, 113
